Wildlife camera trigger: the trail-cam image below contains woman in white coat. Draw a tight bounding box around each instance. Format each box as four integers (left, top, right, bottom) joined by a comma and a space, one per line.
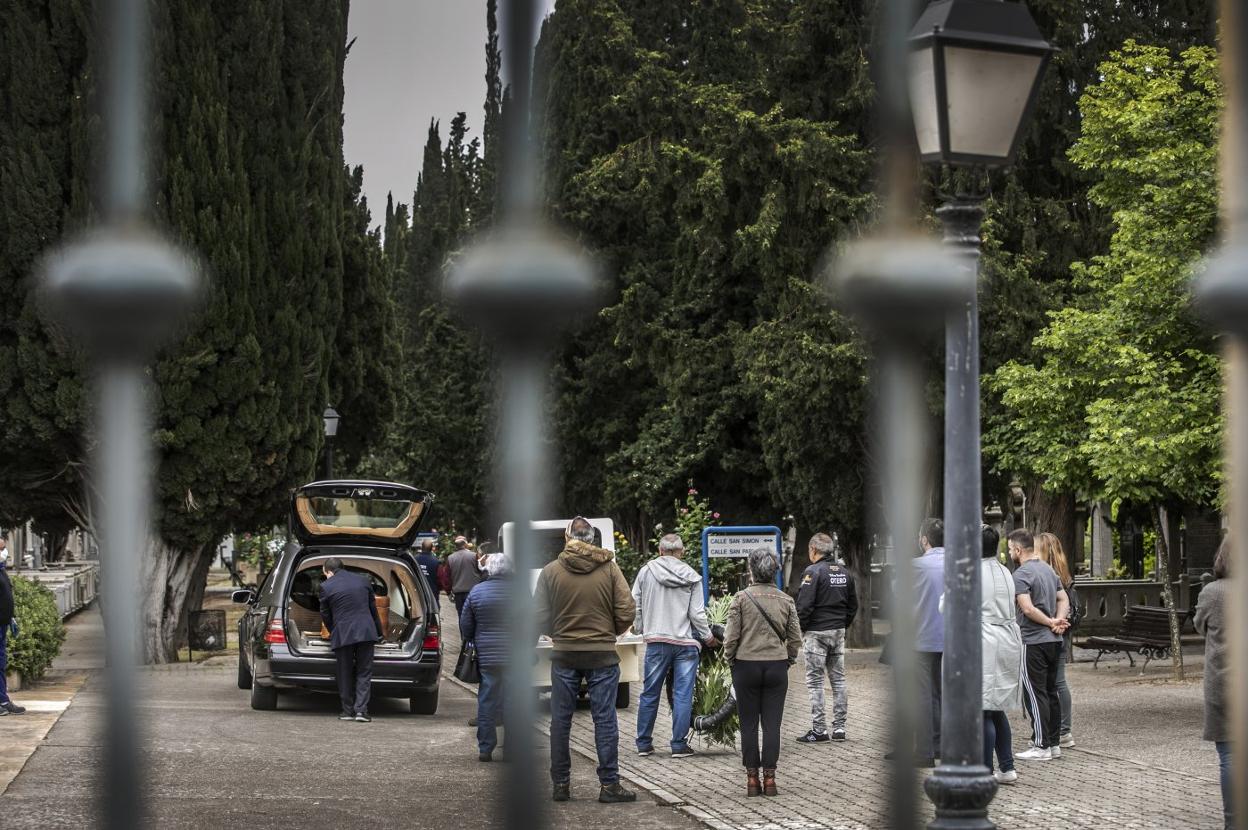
980, 525, 1024, 784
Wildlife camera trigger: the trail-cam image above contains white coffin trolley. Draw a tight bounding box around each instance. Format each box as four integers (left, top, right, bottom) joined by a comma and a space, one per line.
498, 517, 642, 708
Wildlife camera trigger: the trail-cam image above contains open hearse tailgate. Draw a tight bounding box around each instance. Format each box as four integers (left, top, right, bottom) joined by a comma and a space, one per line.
290, 480, 434, 549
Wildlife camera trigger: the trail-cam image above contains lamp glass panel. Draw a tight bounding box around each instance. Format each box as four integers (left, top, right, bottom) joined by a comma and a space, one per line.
943, 46, 1043, 159
908, 46, 941, 156
323, 413, 339, 437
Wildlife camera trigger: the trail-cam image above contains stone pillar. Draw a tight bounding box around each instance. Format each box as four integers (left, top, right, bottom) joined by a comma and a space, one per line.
1090, 502, 1114, 578
1073, 502, 1089, 575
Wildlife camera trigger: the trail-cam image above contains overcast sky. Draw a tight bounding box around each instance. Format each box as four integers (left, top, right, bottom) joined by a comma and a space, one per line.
343, 1, 555, 226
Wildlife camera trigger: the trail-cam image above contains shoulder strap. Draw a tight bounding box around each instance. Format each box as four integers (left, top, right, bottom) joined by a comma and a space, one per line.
743, 590, 787, 644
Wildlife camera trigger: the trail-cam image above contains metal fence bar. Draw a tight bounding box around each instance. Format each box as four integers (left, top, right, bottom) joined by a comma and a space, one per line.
447, 4, 601, 830
1200, 5, 1248, 828
39, 2, 198, 829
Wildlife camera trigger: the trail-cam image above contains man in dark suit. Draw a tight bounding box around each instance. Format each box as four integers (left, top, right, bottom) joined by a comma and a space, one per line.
319, 557, 383, 722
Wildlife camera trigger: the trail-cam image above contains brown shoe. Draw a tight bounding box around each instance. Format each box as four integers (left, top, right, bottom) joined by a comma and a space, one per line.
762, 768, 777, 797
746, 768, 761, 797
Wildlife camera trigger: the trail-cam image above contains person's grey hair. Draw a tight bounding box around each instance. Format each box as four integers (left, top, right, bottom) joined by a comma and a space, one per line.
484, 553, 513, 577
323, 557, 343, 574
748, 547, 779, 584
567, 516, 595, 543
659, 533, 685, 554
420, 539, 434, 552
809, 532, 836, 559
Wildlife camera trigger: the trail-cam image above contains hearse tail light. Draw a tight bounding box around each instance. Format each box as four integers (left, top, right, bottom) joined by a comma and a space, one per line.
263, 617, 287, 645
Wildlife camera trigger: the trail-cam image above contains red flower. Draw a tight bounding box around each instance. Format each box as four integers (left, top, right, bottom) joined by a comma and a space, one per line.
688, 488, 698, 495
713, 512, 721, 519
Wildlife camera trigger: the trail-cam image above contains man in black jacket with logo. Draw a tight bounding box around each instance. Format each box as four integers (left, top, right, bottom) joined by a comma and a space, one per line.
794, 532, 857, 743
319, 557, 383, 722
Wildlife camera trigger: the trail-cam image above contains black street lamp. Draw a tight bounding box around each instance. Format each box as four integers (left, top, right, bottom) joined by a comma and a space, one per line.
322, 406, 340, 480
907, 2, 1053, 828
908, 0, 1054, 168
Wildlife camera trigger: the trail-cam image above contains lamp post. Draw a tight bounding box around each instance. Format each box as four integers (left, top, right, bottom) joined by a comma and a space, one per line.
322, 406, 340, 480
907, 2, 1053, 828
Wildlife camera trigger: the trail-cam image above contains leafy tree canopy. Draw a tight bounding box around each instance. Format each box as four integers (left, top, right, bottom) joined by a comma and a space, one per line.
987, 42, 1222, 508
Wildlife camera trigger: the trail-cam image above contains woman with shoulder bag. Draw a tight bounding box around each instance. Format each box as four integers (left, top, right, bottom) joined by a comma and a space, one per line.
978, 525, 1024, 783
1194, 538, 1233, 830
458, 553, 512, 761
1036, 532, 1077, 748
722, 548, 802, 798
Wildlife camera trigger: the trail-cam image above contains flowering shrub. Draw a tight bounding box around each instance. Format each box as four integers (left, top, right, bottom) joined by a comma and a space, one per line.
613, 531, 645, 583
651, 485, 738, 595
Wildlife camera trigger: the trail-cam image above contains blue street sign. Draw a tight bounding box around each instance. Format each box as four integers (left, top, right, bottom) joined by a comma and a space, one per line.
700, 525, 784, 604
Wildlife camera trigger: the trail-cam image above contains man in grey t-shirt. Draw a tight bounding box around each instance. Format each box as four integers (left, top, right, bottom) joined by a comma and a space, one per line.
1009, 529, 1069, 761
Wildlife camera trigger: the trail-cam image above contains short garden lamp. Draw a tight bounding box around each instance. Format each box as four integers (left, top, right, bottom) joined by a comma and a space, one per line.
322, 406, 340, 479
908, 0, 1054, 167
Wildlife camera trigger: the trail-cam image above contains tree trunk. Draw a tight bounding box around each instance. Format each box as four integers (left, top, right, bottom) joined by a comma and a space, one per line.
1026, 484, 1078, 560
844, 537, 874, 648
1150, 505, 1185, 681
139, 539, 210, 663
176, 549, 217, 651
44, 528, 69, 564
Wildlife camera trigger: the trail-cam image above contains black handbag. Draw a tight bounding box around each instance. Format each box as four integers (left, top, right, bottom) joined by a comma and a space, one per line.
454, 642, 481, 684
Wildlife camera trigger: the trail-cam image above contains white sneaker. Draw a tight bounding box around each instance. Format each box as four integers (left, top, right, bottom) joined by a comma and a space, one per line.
1050, 746, 1062, 759
994, 770, 1018, 784
1059, 733, 1075, 748
1016, 746, 1053, 761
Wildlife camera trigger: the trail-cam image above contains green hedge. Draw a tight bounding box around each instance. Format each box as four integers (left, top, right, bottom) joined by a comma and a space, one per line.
9, 576, 67, 681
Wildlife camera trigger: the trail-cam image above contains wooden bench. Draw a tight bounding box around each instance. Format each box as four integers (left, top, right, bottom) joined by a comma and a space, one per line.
1075, 605, 1191, 672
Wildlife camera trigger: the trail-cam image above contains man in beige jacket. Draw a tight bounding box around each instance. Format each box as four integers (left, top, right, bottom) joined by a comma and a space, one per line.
534, 517, 636, 805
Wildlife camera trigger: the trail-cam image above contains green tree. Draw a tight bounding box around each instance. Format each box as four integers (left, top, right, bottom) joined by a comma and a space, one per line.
978, 1, 1216, 544
0, 1, 393, 661
537, 1, 874, 628
328, 165, 400, 473
375, 0, 504, 531
989, 42, 1222, 679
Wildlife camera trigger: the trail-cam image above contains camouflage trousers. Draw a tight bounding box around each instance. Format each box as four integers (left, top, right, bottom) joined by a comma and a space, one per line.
803, 629, 847, 733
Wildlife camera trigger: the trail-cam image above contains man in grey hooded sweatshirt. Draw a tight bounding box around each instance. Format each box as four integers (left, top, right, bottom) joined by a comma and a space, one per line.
631, 533, 716, 758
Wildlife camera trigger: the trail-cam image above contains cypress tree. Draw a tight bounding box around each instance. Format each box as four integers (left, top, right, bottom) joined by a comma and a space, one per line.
0, 0, 390, 659
537, 1, 874, 571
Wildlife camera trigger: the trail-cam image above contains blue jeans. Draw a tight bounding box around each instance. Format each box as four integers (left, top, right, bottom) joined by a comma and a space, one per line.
636, 643, 699, 752
0, 626, 8, 703
549, 663, 620, 785
983, 710, 1014, 773
477, 667, 504, 755
1216, 741, 1233, 830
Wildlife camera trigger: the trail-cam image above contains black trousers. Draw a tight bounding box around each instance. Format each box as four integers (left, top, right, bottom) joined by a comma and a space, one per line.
453, 592, 471, 623
915, 651, 942, 760
732, 659, 789, 770
1023, 641, 1061, 749
335, 641, 374, 716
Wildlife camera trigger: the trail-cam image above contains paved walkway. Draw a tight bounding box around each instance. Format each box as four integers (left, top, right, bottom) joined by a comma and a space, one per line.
0, 602, 696, 830
0, 603, 100, 796
441, 596, 1224, 830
